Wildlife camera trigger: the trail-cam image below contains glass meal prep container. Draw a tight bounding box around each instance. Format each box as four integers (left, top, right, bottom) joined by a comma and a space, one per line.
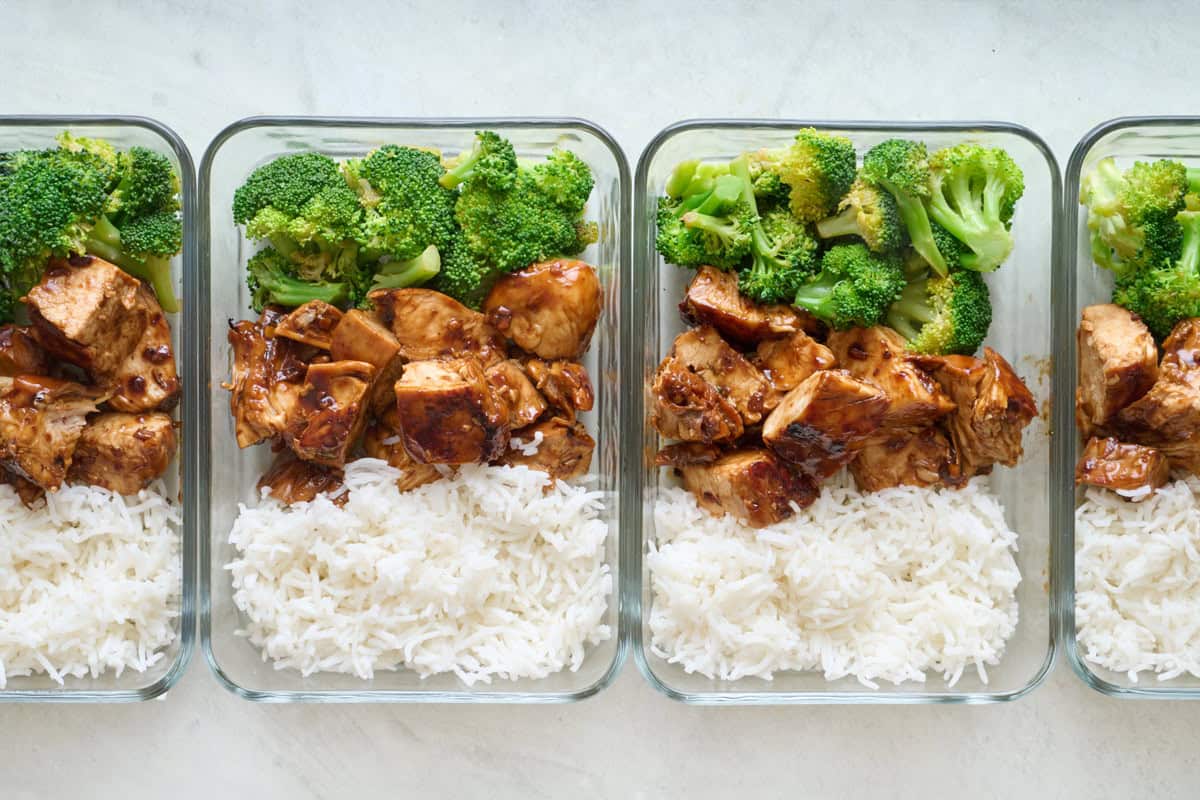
1062, 116, 1200, 699
0, 116, 197, 703
199, 117, 629, 702
629, 119, 1064, 704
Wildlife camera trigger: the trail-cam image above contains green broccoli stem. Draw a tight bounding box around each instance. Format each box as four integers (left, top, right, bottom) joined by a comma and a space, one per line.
928, 173, 1010, 272
815, 206, 859, 240
665, 160, 700, 198
84, 215, 181, 313
370, 244, 442, 291
264, 278, 348, 308
440, 143, 485, 189
1179, 211, 1200, 275
681, 211, 743, 249
729, 155, 782, 262
881, 178, 947, 277
886, 282, 935, 339
1188, 167, 1200, 195
793, 274, 836, 317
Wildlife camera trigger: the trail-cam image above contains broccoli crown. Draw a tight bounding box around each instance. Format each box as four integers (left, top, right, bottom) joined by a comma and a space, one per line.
245, 246, 349, 312
738, 207, 821, 304
925, 143, 1025, 272
793, 243, 905, 329
117, 210, 183, 257
746, 149, 791, 207
886, 269, 992, 355
1113, 205, 1200, 339
453, 136, 596, 275
815, 176, 908, 253
677, 203, 756, 267
1082, 157, 1189, 274
439, 130, 518, 191
758, 128, 857, 223
233, 152, 362, 249
430, 229, 493, 308
109, 146, 180, 220
860, 139, 948, 276
930, 219, 964, 271
346, 144, 457, 262
55, 132, 120, 186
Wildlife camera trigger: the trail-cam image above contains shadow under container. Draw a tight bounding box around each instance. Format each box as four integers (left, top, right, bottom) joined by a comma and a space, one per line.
1063, 116, 1200, 699
199, 117, 630, 702
629, 119, 1064, 704
0, 116, 197, 703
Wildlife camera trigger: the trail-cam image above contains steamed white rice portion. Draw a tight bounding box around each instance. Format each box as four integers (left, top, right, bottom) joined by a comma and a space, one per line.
1076, 477, 1200, 681
649, 476, 1021, 688
226, 459, 612, 684
0, 483, 181, 688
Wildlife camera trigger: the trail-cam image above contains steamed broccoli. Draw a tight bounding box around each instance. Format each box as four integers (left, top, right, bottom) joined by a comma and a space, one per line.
737, 206, 820, 303
925, 143, 1025, 272
664, 159, 732, 202
342, 145, 457, 263
793, 243, 905, 329
245, 247, 350, 312
438, 130, 518, 191
84, 212, 182, 311
861, 139, 948, 277
750, 129, 857, 222
368, 244, 442, 293
815, 176, 908, 252
429, 229, 492, 308
449, 132, 596, 286
1112, 199, 1200, 340
1081, 157, 1190, 275
886, 269, 992, 355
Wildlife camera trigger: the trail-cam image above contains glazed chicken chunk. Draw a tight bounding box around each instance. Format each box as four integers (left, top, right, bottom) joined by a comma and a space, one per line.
850, 427, 958, 493
329, 308, 405, 413
667, 326, 771, 425
828, 326, 955, 436
286, 360, 375, 467
912, 348, 1038, 473
754, 329, 836, 404
762, 369, 889, 480
0, 375, 102, 490
651, 357, 743, 443
274, 300, 344, 350
1075, 304, 1158, 438
681, 266, 821, 344
257, 450, 347, 506
24, 256, 149, 378
362, 407, 443, 492
524, 359, 594, 420
393, 357, 511, 464
486, 359, 548, 429
369, 288, 505, 366
225, 312, 308, 448
677, 448, 816, 528
483, 259, 603, 360
68, 412, 177, 495
107, 285, 180, 413
0, 325, 48, 377
498, 417, 595, 482
1075, 436, 1169, 498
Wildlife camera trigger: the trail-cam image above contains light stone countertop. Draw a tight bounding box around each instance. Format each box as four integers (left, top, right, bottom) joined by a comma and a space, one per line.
4, 1, 1200, 797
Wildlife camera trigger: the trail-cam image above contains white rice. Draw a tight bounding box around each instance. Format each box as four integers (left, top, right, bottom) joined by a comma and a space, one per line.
649, 475, 1021, 688
0, 482, 181, 688
1076, 476, 1200, 681
226, 459, 612, 684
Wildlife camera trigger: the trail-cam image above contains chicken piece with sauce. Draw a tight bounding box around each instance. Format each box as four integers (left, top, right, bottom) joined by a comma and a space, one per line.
524, 359, 594, 420
911, 347, 1038, 474
369, 288, 505, 366
285, 360, 375, 467
0, 325, 49, 377
850, 427, 960, 492
498, 417, 595, 482
329, 308, 405, 413
68, 412, 177, 494
1075, 304, 1158, 438
225, 309, 309, 448
1075, 436, 1169, 499
107, 284, 180, 413
362, 407, 444, 492
754, 329, 836, 405
486, 359, 548, 429
393, 356, 511, 464
672, 447, 816, 528
483, 259, 602, 360
762, 368, 889, 480
828, 326, 955, 437
651, 357, 743, 443
666, 326, 771, 425
257, 450, 346, 505
274, 300, 344, 350
0, 375, 103, 490
681, 266, 822, 344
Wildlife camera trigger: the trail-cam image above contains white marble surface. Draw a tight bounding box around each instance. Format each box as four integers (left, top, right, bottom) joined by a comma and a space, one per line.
4, 1, 1200, 797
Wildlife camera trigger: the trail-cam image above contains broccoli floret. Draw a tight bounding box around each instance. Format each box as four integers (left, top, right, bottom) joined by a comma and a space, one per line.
1113, 202, 1200, 339
793, 243, 905, 330
925, 144, 1025, 272
664, 159, 732, 201
887, 269, 992, 355
738, 207, 820, 303
429, 229, 492, 308
1081, 157, 1190, 275
746, 150, 791, 207
655, 174, 753, 269
343, 145, 457, 264
752, 129, 857, 222
452, 133, 596, 276
861, 139, 948, 277
84, 212, 182, 312
245, 247, 349, 312
55, 132, 120, 187
930, 219, 964, 271
815, 176, 908, 253
233, 152, 362, 271
439, 130, 518, 190
107, 146, 181, 221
